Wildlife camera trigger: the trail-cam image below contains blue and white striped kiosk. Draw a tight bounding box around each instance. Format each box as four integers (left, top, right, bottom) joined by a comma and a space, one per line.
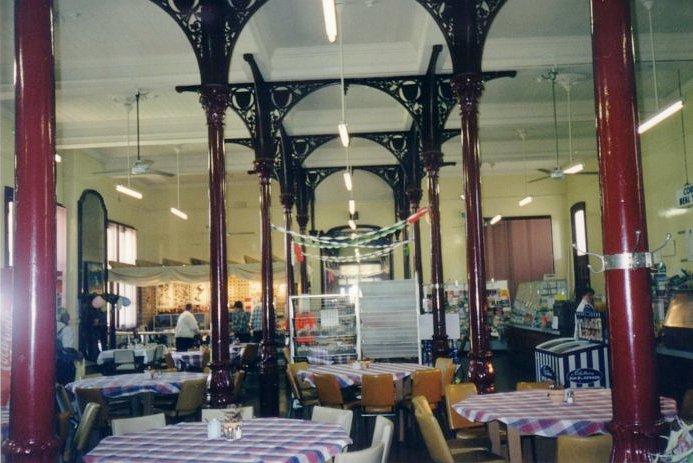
535, 308, 610, 388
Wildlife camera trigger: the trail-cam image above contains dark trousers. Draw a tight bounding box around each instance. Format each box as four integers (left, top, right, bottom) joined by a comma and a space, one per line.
176, 337, 195, 352
237, 333, 251, 343
252, 331, 262, 343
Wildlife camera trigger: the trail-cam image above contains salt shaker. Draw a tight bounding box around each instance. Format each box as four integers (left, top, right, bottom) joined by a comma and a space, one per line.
207, 418, 221, 439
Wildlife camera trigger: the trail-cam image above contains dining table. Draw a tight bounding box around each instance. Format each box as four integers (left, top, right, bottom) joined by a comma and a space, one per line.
66, 371, 207, 399
296, 362, 432, 388
96, 344, 165, 366
83, 417, 352, 463
171, 344, 246, 371
453, 388, 678, 463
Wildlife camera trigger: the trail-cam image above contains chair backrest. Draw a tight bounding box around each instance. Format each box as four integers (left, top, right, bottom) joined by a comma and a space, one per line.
434, 358, 455, 388
412, 395, 433, 416
56, 383, 76, 416
111, 413, 166, 436
282, 346, 292, 364
164, 352, 176, 369
287, 361, 309, 377
231, 370, 246, 401
412, 369, 443, 405
444, 383, 480, 431
516, 381, 553, 391
312, 405, 354, 435
75, 387, 109, 428
69, 402, 101, 460
113, 349, 135, 364
201, 406, 254, 421
556, 434, 613, 463
241, 343, 258, 365
334, 443, 384, 463
201, 348, 211, 368
57, 410, 72, 451
361, 374, 395, 410
153, 344, 165, 363
314, 373, 345, 407
371, 416, 394, 463
175, 378, 207, 413
415, 409, 454, 463
286, 369, 305, 401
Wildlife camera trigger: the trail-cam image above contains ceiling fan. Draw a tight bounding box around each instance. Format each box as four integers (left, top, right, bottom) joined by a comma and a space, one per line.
94, 91, 173, 178
529, 70, 598, 183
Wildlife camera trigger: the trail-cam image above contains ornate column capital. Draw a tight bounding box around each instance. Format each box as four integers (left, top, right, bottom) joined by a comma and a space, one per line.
422, 150, 444, 174
452, 73, 484, 115
296, 214, 309, 229
253, 158, 274, 184
280, 192, 295, 210
406, 187, 423, 205
199, 84, 232, 127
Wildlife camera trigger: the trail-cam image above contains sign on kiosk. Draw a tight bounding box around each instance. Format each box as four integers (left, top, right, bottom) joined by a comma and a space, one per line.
675, 183, 693, 208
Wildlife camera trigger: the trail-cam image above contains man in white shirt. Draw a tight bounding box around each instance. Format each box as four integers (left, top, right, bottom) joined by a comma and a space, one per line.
57, 307, 74, 350
175, 303, 199, 352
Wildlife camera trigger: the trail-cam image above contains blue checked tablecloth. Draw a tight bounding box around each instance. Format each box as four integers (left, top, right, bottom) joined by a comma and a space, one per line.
296, 362, 432, 388
66, 372, 207, 398
83, 418, 352, 463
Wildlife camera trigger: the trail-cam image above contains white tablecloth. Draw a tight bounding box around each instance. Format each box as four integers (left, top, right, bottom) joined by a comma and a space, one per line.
97, 345, 165, 365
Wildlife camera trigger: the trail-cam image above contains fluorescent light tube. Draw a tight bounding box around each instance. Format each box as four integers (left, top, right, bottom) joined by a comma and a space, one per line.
54, 153, 62, 163
322, 0, 337, 43
343, 170, 352, 191
518, 196, 533, 207
170, 207, 188, 220
338, 122, 350, 147
489, 214, 502, 225
348, 199, 356, 215
116, 184, 142, 199
348, 219, 357, 230
638, 100, 683, 134
563, 163, 584, 174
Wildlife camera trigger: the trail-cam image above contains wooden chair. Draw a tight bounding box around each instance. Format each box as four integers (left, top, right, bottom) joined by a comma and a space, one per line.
113, 350, 138, 373
111, 413, 166, 436
435, 357, 456, 390
312, 405, 354, 435
412, 395, 433, 416
201, 406, 254, 421
230, 369, 246, 403
415, 410, 505, 463
556, 434, 613, 463
516, 381, 554, 391
163, 352, 177, 370
152, 344, 166, 368
75, 387, 131, 433
444, 383, 491, 445
334, 443, 384, 463
240, 343, 259, 372
286, 368, 319, 418
371, 416, 394, 463
155, 378, 207, 422
56, 383, 79, 426
314, 373, 361, 411
63, 402, 101, 463
56, 410, 72, 455
360, 374, 397, 443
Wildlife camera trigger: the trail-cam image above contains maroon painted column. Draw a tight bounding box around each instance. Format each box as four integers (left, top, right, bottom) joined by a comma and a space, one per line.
296, 214, 310, 294
423, 151, 448, 361
199, 85, 233, 407
406, 187, 424, 304
590, 1, 661, 460
2, 1, 61, 461
281, 193, 296, 324
255, 159, 279, 417
453, 73, 495, 394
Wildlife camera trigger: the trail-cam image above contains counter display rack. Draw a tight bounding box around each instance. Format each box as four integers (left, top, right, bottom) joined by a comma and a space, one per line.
289, 294, 358, 364
511, 278, 568, 330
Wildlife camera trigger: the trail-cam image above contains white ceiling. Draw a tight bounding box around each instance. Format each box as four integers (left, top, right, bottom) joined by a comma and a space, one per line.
1, 0, 693, 189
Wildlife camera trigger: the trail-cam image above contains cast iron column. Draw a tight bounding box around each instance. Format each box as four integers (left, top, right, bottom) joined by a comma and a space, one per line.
400, 208, 412, 279
255, 158, 279, 417
2, 0, 61, 461
200, 85, 233, 407
296, 214, 310, 293
453, 73, 495, 394
590, 1, 660, 460
423, 151, 448, 361
406, 187, 424, 305
281, 192, 296, 325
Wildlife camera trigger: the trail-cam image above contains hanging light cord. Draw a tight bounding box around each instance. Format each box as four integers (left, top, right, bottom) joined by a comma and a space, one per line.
520, 130, 528, 194
176, 148, 181, 208
566, 83, 574, 164
338, 2, 351, 176
126, 102, 132, 187
646, 3, 660, 110
678, 70, 690, 184
550, 72, 560, 167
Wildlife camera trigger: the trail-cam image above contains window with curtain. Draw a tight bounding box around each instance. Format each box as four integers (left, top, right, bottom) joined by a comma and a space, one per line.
107, 221, 137, 328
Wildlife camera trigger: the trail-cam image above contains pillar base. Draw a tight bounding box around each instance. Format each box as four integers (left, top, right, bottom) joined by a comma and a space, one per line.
208, 360, 233, 408
259, 340, 279, 417
607, 418, 666, 462
467, 350, 495, 394
2, 436, 61, 463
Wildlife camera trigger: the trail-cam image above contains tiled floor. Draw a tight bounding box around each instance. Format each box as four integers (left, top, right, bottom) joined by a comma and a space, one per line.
241, 351, 560, 462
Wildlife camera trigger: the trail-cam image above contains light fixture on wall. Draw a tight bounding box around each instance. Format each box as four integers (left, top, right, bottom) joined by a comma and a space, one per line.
115, 96, 142, 200
489, 214, 502, 225
638, 0, 683, 134
517, 130, 533, 207
322, 0, 337, 43
170, 146, 188, 220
